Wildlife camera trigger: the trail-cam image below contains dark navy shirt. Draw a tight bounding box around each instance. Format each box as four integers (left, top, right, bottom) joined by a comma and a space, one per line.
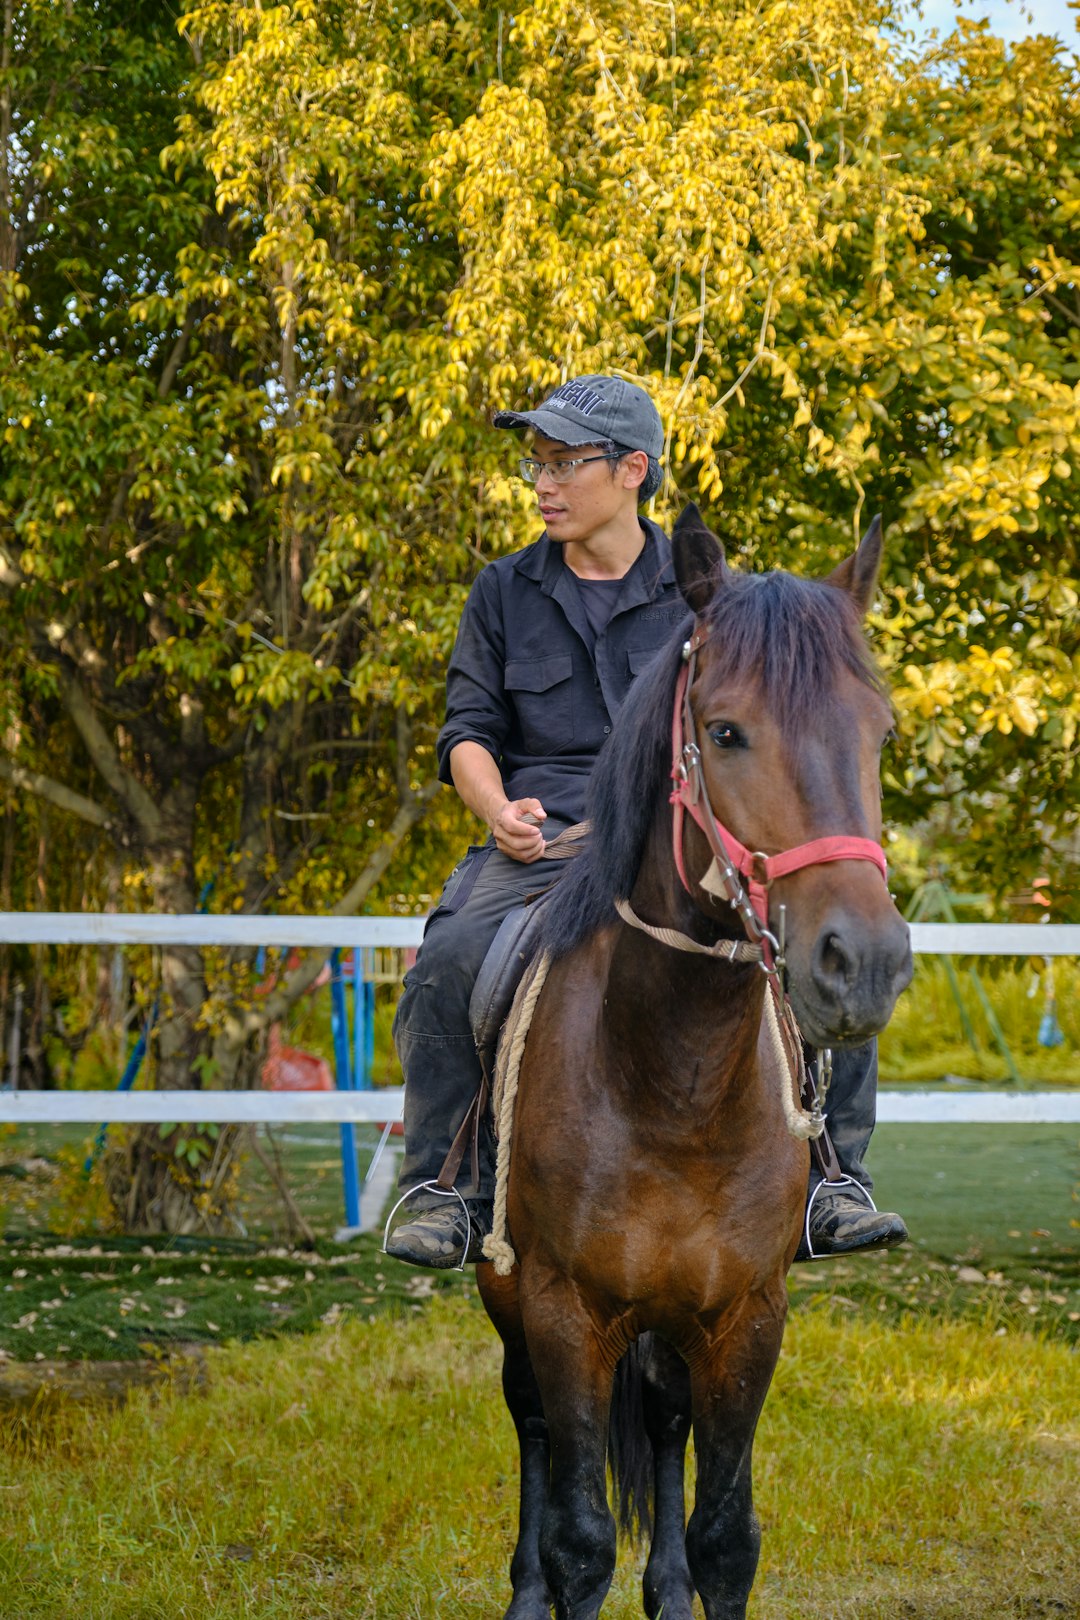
436, 518, 689, 827
573, 574, 624, 655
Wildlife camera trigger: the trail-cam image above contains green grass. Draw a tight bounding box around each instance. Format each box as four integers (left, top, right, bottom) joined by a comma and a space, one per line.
0, 1231, 466, 1362
0, 1297, 1075, 1620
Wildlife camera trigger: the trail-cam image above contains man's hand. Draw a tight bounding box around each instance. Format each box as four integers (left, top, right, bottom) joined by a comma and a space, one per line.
448, 743, 550, 864
491, 797, 547, 863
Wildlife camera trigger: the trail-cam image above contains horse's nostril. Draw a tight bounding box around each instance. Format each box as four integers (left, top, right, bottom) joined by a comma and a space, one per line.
814, 930, 856, 996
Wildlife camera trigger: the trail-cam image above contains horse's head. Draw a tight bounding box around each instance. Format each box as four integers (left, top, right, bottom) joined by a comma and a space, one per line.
671, 504, 912, 1047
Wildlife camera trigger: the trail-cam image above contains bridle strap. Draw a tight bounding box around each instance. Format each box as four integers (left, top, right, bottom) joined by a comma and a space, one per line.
664, 620, 888, 1189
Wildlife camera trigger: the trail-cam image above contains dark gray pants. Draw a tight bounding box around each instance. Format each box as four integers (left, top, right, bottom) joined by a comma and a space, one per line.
393, 843, 879, 1201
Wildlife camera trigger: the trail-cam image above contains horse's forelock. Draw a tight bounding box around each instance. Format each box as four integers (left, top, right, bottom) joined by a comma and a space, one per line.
699, 569, 885, 738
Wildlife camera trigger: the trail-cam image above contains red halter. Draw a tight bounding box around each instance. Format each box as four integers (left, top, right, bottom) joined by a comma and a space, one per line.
668, 624, 888, 952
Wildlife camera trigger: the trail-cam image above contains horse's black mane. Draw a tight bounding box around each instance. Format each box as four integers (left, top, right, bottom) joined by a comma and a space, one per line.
540, 566, 886, 962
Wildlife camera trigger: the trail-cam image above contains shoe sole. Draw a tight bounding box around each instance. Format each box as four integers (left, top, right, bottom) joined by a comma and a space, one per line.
385, 1235, 467, 1270
794, 1223, 908, 1263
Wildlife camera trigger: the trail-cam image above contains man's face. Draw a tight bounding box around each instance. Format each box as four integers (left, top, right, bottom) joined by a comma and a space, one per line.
528, 434, 646, 544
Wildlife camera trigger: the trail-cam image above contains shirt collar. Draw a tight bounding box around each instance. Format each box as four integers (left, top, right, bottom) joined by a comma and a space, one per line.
512, 517, 675, 599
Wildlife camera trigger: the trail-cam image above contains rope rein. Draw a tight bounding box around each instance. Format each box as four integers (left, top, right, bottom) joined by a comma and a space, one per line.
482, 949, 552, 1277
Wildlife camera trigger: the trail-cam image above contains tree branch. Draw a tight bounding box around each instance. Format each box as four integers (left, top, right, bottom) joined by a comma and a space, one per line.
1042, 288, 1080, 331
58, 671, 162, 837
330, 776, 441, 919
157, 306, 198, 399
0, 758, 114, 829
96, 310, 201, 547
218, 777, 442, 1051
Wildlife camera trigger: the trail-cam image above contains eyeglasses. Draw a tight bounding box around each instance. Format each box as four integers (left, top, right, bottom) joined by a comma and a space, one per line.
517, 453, 624, 485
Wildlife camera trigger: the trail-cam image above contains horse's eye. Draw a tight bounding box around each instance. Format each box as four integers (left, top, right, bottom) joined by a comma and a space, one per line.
709, 723, 744, 750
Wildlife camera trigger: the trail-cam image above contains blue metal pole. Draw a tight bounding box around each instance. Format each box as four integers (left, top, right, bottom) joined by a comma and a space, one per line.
83, 996, 159, 1174
353, 947, 368, 1091
365, 968, 375, 1086
330, 949, 361, 1230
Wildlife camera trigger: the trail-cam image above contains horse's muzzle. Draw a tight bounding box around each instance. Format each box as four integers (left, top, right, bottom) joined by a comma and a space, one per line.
791, 909, 913, 1047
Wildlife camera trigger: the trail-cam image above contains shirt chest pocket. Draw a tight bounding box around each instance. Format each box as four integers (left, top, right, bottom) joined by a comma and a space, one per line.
627, 646, 664, 679
504, 655, 574, 757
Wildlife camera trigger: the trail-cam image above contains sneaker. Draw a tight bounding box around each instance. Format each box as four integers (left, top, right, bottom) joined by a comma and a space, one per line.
795, 1188, 908, 1263
385, 1193, 492, 1269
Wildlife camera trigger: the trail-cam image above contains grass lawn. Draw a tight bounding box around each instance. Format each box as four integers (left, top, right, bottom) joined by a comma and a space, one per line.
0, 1299, 1075, 1620
782, 1122, 1079, 1344
1, 1121, 1077, 1359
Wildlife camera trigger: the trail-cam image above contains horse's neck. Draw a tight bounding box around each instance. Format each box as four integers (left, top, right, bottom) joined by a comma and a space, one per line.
607, 818, 767, 1105
606, 927, 764, 1061
630, 810, 751, 958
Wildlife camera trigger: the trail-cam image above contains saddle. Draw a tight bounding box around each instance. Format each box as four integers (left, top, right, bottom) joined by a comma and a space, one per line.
433, 824, 588, 1195
469, 889, 557, 1090
430, 893, 553, 1196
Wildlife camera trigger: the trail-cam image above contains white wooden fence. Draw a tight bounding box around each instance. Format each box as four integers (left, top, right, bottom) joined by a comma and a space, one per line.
0, 913, 1077, 1124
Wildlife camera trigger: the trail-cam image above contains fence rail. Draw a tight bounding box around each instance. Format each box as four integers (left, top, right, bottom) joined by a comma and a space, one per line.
0, 1088, 1075, 1125
0, 913, 1078, 955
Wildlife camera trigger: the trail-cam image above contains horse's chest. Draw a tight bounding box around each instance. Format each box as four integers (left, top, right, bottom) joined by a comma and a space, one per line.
518, 1154, 797, 1319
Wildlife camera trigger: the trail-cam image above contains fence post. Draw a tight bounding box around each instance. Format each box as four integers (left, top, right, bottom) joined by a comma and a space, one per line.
330, 950, 362, 1230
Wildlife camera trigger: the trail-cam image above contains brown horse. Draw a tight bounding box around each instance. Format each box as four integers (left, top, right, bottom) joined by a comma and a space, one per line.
476, 505, 912, 1620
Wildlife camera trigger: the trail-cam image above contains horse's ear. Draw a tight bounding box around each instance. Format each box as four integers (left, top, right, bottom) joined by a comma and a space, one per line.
824, 513, 883, 617
672, 503, 730, 615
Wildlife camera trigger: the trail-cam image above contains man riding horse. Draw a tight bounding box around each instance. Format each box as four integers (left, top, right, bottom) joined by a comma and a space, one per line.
386, 374, 907, 1270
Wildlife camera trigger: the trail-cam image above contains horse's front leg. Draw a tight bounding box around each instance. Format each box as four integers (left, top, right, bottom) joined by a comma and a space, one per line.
521, 1271, 621, 1620
639, 1334, 695, 1620
683, 1292, 788, 1620
478, 1263, 552, 1620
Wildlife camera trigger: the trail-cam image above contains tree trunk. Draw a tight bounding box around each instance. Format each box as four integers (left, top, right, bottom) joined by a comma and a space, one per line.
26, 804, 50, 1087
100, 1120, 248, 1238
102, 813, 249, 1235
0, 793, 13, 1065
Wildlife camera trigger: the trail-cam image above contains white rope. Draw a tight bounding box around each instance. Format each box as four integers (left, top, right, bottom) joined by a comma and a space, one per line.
761, 989, 823, 1142
482, 950, 553, 1276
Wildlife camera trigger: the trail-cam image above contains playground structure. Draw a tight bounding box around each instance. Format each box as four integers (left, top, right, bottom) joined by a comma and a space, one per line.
0, 913, 1077, 1235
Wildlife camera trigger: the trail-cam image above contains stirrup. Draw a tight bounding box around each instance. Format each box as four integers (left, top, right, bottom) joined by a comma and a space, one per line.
802, 1175, 878, 1262
382, 1180, 474, 1274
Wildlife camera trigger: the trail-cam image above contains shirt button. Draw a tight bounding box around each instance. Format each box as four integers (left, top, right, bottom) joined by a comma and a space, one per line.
603, 725, 611, 734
